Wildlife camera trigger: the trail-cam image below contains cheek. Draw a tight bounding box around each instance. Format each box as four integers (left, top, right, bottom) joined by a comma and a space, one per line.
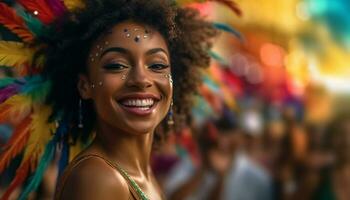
91, 74, 123, 112
155, 75, 173, 101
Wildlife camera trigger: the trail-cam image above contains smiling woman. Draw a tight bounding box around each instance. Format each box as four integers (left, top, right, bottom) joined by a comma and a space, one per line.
0, 0, 218, 199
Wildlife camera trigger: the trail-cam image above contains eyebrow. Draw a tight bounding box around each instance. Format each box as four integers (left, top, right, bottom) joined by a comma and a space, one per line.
146, 48, 169, 57
100, 47, 129, 59
99, 47, 169, 60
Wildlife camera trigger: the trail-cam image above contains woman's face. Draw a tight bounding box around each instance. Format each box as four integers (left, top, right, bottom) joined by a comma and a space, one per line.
79, 21, 173, 135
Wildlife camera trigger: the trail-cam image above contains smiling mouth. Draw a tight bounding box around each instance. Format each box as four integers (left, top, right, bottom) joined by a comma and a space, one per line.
120, 98, 155, 109
117, 97, 159, 115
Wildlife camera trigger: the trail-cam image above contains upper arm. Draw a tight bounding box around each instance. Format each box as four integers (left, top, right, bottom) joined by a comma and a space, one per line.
59, 158, 130, 200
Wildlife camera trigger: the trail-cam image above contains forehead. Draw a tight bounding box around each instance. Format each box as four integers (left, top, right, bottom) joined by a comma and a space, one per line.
92, 21, 169, 54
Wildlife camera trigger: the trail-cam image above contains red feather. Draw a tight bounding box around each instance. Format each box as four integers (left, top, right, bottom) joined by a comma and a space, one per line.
0, 159, 31, 200
209, 0, 242, 16
0, 3, 34, 42
0, 115, 32, 174
18, 0, 55, 24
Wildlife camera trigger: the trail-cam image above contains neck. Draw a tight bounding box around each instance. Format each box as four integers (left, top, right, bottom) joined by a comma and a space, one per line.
91, 120, 154, 179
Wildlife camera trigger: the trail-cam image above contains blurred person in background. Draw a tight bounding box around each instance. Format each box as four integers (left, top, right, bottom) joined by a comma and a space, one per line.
311, 112, 350, 200
266, 105, 311, 200
166, 108, 273, 200
166, 117, 236, 200
223, 107, 273, 200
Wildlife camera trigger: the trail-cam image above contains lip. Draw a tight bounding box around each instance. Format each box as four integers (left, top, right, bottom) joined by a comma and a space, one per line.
116, 93, 160, 116
117, 93, 161, 101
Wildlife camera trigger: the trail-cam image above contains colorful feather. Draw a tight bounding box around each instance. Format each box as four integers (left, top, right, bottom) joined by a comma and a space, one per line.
19, 121, 67, 199
212, 22, 243, 41
22, 105, 56, 170
45, 0, 67, 17
0, 77, 17, 88
0, 41, 35, 67
208, 0, 241, 16
0, 159, 31, 200
16, 8, 48, 38
58, 140, 68, 177
63, 0, 85, 11
0, 115, 32, 174
18, 136, 56, 200
0, 95, 33, 123
0, 2, 34, 42
17, 0, 55, 24
208, 50, 229, 65
0, 84, 20, 103
21, 78, 51, 103
176, 0, 241, 16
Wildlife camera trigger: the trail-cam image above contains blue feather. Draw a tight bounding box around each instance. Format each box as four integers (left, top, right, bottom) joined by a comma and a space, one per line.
58, 141, 69, 178
212, 22, 244, 41
55, 121, 70, 177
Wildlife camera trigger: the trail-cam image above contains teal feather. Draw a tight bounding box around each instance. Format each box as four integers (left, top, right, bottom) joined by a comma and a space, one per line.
212, 22, 244, 41
18, 138, 56, 200
21, 76, 51, 103
208, 50, 228, 65
0, 77, 17, 88
202, 75, 220, 93
16, 7, 50, 37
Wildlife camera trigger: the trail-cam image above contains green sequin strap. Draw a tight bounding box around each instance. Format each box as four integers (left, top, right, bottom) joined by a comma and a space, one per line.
115, 164, 150, 200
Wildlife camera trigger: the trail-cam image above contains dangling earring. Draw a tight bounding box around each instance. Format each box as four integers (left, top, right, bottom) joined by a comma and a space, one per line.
78, 98, 83, 128
167, 101, 174, 126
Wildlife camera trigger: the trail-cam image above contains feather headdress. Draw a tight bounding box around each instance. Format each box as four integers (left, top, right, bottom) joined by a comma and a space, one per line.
0, 0, 241, 199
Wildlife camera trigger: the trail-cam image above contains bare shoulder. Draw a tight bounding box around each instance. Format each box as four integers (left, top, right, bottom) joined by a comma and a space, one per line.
59, 156, 130, 200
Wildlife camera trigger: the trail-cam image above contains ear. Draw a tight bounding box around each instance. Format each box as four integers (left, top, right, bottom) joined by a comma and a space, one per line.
77, 74, 92, 99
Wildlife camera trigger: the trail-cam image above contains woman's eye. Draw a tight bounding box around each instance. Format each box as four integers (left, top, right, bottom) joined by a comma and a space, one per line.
148, 63, 169, 71
103, 63, 129, 71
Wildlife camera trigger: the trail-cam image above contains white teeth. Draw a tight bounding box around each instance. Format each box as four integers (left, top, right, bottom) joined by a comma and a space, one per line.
121, 98, 154, 107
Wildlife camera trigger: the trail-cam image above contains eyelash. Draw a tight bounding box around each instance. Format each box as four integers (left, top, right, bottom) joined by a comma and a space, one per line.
148, 63, 170, 71
102, 63, 169, 72
103, 63, 129, 71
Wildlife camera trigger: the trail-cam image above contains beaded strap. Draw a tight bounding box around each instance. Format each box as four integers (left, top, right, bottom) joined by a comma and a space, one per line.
114, 164, 150, 200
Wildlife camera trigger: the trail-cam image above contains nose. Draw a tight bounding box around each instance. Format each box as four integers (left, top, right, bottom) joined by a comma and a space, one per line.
125, 63, 152, 89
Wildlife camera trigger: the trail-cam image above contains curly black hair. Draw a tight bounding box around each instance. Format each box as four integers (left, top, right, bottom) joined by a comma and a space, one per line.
40, 0, 217, 141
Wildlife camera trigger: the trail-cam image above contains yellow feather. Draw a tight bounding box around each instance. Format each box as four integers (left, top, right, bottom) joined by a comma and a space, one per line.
22, 104, 56, 171
0, 95, 33, 123
63, 0, 85, 11
0, 41, 35, 67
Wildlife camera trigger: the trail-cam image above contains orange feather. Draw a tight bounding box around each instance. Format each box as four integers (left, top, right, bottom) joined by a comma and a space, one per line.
0, 3, 34, 42
18, 0, 55, 24
0, 104, 12, 123
0, 115, 32, 174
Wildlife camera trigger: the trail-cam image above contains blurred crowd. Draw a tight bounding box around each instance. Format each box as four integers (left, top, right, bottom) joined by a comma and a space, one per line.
151, 97, 350, 200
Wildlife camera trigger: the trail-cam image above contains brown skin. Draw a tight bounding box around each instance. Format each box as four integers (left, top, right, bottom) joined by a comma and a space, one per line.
60, 21, 172, 200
